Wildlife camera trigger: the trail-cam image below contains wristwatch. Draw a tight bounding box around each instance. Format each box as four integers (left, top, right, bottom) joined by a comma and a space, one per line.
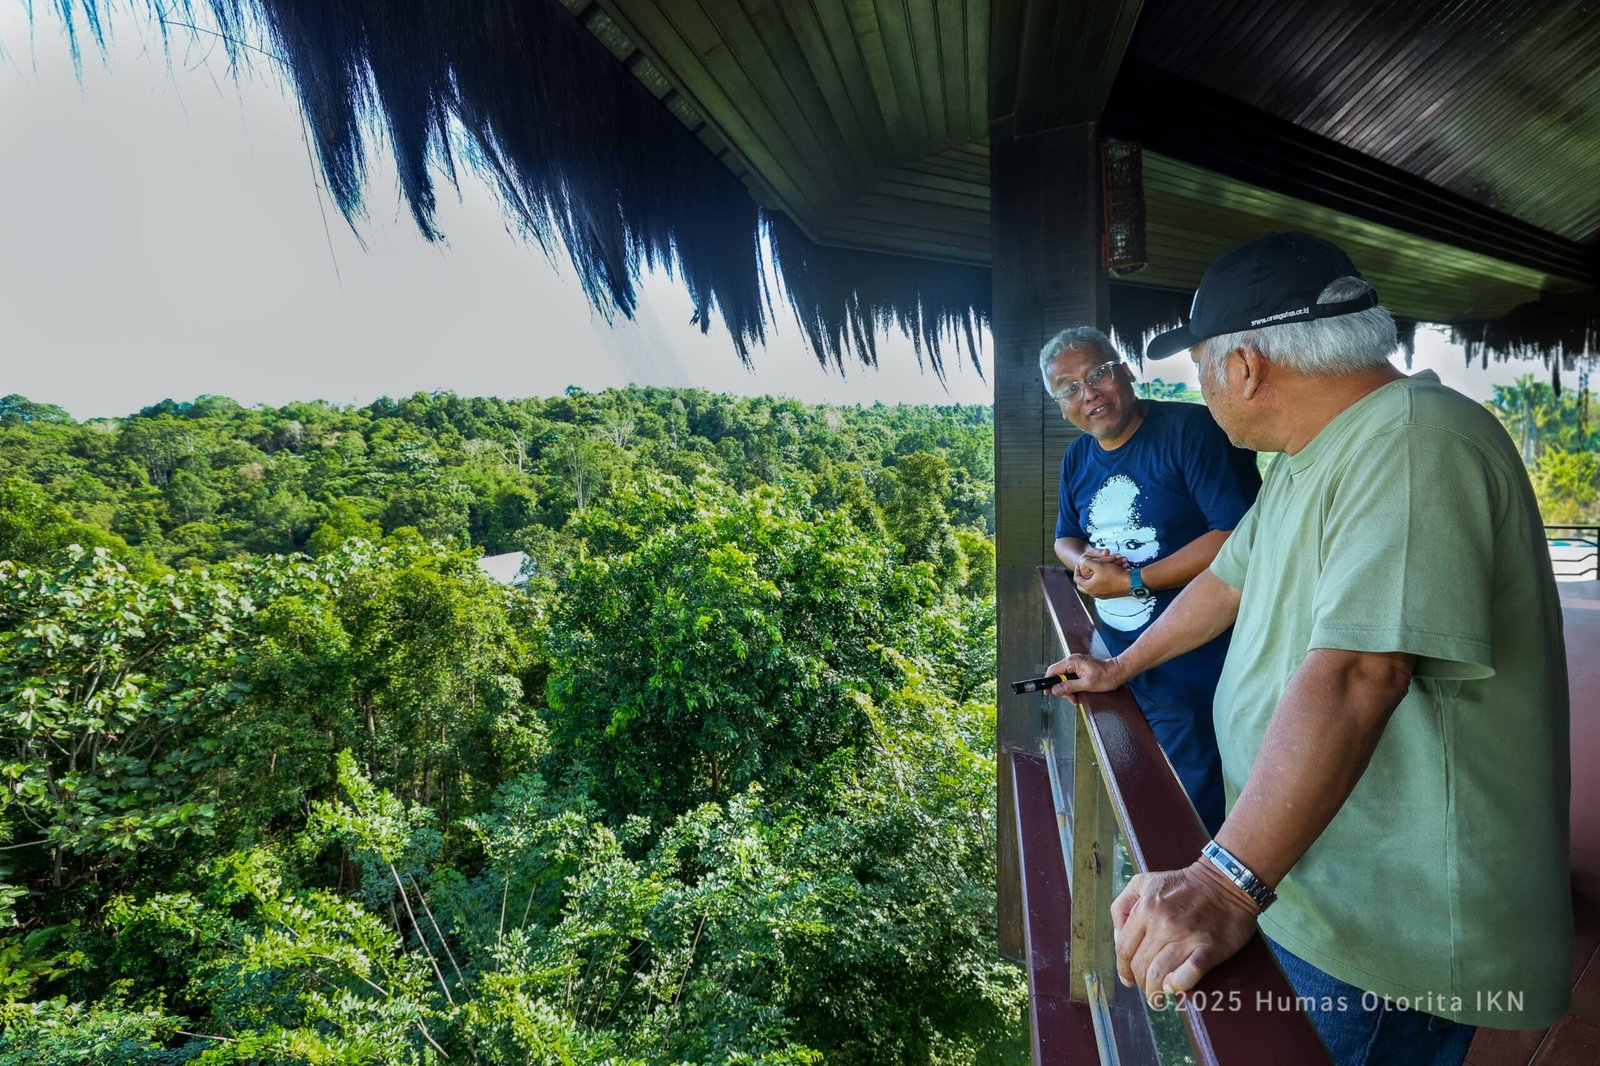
1202, 839, 1277, 912
1128, 566, 1152, 600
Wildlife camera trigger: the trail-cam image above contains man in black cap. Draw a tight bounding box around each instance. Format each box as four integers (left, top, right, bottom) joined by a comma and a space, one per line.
1048, 232, 1570, 1066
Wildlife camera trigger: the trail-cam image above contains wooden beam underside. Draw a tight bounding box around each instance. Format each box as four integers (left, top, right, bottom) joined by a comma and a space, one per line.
589, 0, 989, 245
571, 0, 1591, 324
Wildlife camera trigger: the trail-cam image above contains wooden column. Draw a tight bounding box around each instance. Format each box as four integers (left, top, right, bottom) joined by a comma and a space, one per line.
993, 121, 1108, 960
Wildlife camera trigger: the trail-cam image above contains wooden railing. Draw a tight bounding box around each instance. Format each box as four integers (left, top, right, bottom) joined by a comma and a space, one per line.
1010, 566, 1332, 1065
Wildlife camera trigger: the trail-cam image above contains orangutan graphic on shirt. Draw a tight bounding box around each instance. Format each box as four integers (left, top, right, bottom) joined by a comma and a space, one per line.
1085, 473, 1161, 631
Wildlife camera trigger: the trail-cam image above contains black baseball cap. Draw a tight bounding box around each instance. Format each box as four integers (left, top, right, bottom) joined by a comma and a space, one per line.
1145, 232, 1379, 360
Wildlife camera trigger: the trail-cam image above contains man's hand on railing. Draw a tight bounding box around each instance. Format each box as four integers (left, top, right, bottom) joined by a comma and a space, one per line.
1110, 860, 1261, 1008
1044, 654, 1127, 696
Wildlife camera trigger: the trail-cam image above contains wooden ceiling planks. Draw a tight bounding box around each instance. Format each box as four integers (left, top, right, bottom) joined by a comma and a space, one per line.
1128, 0, 1600, 243
1138, 152, 1563, 322
987, 0, 1023, 123
758, 1, 893, 183
575, 0, 1593, 328
820, 144, 991, 264
782, 1, 896, 178
693, 0, 863, 207
595, 0, 989, 253
932, 0, 971, 148
1103, 59, 1592, 281
963, 0, 987, 140
855, 0, 934, 151
590, 0, 826, 218
905, 0, 950, 147
997, 0, 1149, 133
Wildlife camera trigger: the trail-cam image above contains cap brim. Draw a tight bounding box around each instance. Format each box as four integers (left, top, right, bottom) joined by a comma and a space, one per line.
1145, 324, 1199, 360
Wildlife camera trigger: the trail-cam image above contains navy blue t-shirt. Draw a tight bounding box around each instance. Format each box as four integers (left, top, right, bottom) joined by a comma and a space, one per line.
1055, 400, 1261, 713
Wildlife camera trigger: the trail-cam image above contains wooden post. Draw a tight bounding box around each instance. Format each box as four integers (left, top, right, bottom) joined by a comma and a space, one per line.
992, 120, 1108, 960
1069, 704, 1119, 1005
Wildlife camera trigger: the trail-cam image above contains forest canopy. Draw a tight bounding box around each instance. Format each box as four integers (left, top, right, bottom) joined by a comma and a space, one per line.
0, 388, 1019, 1064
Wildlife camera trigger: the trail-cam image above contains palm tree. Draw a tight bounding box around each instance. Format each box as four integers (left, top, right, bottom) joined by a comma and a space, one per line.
1486, 375, 1597, 465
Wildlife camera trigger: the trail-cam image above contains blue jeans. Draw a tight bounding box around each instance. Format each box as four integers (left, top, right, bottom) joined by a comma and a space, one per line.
1139, 696, 1225, 835
1099, 633, 1227, 835
1268, 938, 1476, 1066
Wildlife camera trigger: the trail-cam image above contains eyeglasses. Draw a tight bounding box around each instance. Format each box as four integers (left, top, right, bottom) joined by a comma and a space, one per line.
1049, 360, 1122, 403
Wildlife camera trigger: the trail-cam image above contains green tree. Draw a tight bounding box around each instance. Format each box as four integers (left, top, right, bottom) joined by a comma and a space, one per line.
477, 484, 539, 554
1530, 446, 1599, 523
0, 387, 1026, 1063
544, 476, 935, 821
1487, 375, 1599, 464
954, 528, 996, 599
380, 484, 471, 543
881, 451, 964, 587
337, 548, 529, 824
0, 479, 137, 569
1135, 378, 1203, 403
0, 395, 72, 426
162, 467, 222, 526
114, 415, 196, 487
306, 499, 383, 556
0, 548, 245, 890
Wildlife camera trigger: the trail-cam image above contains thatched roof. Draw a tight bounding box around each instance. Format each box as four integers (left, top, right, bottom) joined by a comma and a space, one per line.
34, 0, 1599, 379
43, 0, 986, 379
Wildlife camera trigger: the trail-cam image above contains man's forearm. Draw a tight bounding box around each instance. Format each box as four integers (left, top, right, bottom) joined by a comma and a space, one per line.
1113, 569, 1242, 678
1140, 529, 1231, 591
1054, 537, 1090, 569
1215, 648, 1415, 885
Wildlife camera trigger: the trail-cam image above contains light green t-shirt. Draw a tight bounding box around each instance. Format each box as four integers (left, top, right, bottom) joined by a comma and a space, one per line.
1210, 371, 1571, 1028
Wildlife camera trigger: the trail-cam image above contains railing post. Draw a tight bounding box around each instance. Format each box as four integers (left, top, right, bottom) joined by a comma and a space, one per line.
1069, 705, 1118, 1011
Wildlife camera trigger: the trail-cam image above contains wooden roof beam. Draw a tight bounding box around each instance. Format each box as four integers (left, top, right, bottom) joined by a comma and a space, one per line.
991, 0, 1150, 135
1103, 60, 1596, 286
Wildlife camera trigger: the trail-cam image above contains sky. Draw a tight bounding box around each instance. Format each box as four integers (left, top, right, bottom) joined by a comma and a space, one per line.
0, 3, 1557, 421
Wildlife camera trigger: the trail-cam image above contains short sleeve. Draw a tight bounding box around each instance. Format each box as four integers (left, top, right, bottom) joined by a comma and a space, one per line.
1055, 448, 1085, 541
1209, 497, 1259, 591
1309, 427, 1498, 680
1181, 413, 1262, 531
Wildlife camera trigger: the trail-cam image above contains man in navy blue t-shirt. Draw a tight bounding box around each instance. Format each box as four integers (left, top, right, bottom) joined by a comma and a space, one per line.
1042, 326, 1260, 833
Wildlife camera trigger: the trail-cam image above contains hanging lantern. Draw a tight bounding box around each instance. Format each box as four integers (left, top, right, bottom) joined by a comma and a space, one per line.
1101, 139, 1147, 277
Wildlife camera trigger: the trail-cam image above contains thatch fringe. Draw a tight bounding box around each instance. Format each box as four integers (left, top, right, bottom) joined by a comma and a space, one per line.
1450, 302, 1598, 365
1447, 299, 1599, 394
38, 0, 986, 377
1107, 284, 1191, 365
766, 215, 988, 380
32, 2, 1591, 382
1107, 286, 1598, 390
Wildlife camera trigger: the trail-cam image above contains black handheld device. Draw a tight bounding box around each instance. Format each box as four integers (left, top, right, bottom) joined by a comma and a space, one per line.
1009, 672, 1077, 695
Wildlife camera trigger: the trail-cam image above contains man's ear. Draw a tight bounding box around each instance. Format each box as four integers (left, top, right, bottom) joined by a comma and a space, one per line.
1234, 345, 1268, 400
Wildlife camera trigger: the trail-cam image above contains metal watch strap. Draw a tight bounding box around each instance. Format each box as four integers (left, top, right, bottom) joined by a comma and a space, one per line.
1202, 839, 1277, 912
1128, 566, 1151, 600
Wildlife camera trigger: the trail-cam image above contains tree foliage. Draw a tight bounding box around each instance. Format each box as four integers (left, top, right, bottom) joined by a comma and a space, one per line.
1485, 376, 1599, 523
0, 389, 1017, 1064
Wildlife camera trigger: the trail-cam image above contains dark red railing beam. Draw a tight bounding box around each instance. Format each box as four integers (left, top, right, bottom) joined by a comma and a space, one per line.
1102, 60, 1595, 285
1037, 566, 1332, 1066
1011, 749, 1102, 1062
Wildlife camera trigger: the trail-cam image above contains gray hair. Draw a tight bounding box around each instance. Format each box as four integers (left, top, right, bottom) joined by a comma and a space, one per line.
1193, 277, 1397, 374
1039, 326, 1120, 388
